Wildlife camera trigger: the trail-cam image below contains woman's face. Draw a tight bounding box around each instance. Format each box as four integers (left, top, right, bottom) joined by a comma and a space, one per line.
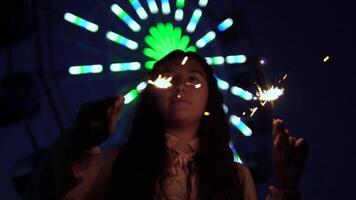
151, 56, 209, 127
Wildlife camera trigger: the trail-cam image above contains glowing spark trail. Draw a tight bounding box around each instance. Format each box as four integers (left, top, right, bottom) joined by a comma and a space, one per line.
181, 56, 188, 65
148, 75, 172, 89
249, 107, 258, 117
283, 74, 288, 80
323, 56, 330, 62
194, 83, 202, 88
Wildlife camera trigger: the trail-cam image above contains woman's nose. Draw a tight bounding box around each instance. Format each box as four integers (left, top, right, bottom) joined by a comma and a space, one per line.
175, 82, 186, 93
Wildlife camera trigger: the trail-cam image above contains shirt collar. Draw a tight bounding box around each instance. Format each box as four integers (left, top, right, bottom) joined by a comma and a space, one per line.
164, 133, 200, 153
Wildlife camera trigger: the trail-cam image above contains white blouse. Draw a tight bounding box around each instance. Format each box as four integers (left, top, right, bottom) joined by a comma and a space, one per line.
63, 134, 299, 200
154, 134, 258, 200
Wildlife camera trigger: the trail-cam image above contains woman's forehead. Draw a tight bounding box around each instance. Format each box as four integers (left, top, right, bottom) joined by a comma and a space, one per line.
158, 57, 206, 75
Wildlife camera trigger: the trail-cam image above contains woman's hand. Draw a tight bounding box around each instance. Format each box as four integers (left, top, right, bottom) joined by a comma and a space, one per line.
272, 119, 308, 190
105, 96, 125, 133
74, 96, 125, 145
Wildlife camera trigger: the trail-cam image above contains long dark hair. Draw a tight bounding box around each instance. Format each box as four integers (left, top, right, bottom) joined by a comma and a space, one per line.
106, 50, 244, 199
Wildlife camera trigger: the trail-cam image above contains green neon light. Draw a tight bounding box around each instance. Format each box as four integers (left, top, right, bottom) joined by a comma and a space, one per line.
176, 0, 185, 8
143, 22, 196, 70
124, 89, 140, 104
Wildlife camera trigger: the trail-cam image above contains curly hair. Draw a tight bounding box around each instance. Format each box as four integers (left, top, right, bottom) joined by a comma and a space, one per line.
106, 50, 244, 200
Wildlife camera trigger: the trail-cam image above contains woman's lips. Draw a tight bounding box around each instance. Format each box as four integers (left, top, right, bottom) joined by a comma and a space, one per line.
171, 99, 191, 105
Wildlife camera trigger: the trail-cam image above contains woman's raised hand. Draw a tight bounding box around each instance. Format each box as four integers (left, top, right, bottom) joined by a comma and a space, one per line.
272, 119, 308, 190
74, 95, 125, 142
105, 96, 125, 133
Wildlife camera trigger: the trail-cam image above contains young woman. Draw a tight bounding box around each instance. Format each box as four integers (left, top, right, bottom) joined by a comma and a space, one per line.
26, 50, 308, 200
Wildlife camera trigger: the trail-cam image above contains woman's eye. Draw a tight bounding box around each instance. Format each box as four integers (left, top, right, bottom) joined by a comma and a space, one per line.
188, 76, 200, 82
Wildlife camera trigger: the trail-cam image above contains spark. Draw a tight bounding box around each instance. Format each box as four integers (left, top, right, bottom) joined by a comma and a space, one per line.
204, 111, 210, 116
185, 82, 202, 89
181, 56, 189, 65
259, 59, 266, 65
323, 56, 330, 62
242, 112, 246, 116
148, 74, 172, 89
283, 74, 288, 80
249, 107, 258, 117
255, 85, 284, 106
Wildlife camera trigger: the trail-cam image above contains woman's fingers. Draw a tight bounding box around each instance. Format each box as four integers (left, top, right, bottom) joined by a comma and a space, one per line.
106, 96, 125, 132
273, 119, 290, 151
273, 119, 284, 140
113, 96, 125, 117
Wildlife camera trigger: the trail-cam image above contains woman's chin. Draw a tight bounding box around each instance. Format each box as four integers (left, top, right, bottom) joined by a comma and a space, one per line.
168, 111, 193, 123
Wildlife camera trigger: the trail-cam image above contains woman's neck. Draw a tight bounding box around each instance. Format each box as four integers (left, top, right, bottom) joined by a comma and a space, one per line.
165, 123, 199, 153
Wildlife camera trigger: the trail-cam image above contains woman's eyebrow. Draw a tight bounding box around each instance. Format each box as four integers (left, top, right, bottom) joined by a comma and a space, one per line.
188, 69, 205, 77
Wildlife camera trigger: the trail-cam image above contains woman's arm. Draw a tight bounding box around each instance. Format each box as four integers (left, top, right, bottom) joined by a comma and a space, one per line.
25, 96, 124, 200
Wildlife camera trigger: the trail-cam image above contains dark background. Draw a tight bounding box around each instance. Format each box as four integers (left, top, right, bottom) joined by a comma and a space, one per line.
0, 0, 355, 199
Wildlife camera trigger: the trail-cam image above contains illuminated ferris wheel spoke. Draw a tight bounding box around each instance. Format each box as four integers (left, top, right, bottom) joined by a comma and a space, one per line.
64, 12, 99, 32
136, 81, 148, 92
213, 75, 253, 101
225, 55, 247, 64
165, 23, 175, 48
172, 27, 183, 48
106, 31, 139, 50
161, 0, 171, 15
214, 75, 230, 90
145, 35, 169, 54
146, 0, 159, 14
144, 48, 162, 60
68, 64, 103, 75
177, 35, 190, 50
111, 4, 141, 32
174, 0, 185, 21
205, 55, 247, 65
176, 0, 185, 8
229, 141, 243, 164
110, 62, 141, 72
186, 9, 202, 33
205, 56, 225, 66
217, 18, 234, 32
231, 86, 253, 101
186, 46, 197, 52
124, 88, 140, 104
229, 115, 253, 137
196, 31, 216, 48
157, 23, 173, 48
145, 61, 157, 70
198, 0, 209, 7
129, 0, 149, 20
175, 9, 184, 21
124, 80, 150, 104
149, 26, 170, 50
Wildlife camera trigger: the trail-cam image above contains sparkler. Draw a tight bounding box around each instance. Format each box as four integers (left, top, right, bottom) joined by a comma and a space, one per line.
148, 74, 202, 90
255, 85, 285, 106
236, 74, 287, 118
148, 75, 172, 89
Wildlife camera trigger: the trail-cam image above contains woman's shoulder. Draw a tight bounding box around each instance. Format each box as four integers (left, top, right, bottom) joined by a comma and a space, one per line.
234, 163, 258, 200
